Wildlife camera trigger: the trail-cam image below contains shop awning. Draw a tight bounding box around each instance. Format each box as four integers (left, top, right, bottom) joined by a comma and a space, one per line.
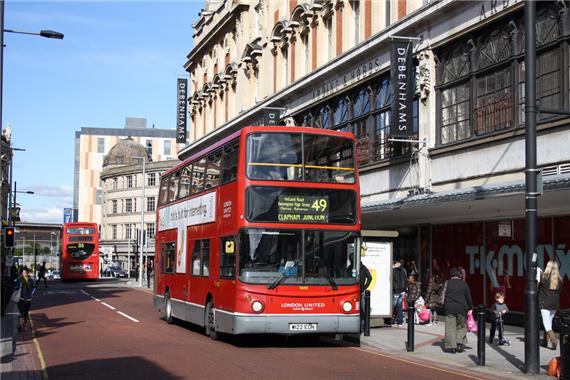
361, 173, 570, 229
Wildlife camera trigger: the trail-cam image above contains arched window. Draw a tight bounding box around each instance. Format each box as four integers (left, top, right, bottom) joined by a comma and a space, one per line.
333, 97, 349, 126
302, 113, 314, 128
375, 79, 392, 110
353, 89, 370, 118
315, 106, 330, 129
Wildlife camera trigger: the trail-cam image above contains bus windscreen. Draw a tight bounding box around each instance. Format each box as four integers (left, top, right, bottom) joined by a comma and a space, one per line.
246, 133, 355, 183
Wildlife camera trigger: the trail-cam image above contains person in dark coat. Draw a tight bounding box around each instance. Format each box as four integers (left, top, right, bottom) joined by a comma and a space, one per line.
539, 261, 562, 350
444, 267, 473, 353
392, 260, 407, 326
13, 267, 35, 331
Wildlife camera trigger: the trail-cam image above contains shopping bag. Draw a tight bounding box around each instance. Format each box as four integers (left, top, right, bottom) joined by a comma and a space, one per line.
466, 310, 478, 333
10, 287, 21, 303
547, 357, 560, 378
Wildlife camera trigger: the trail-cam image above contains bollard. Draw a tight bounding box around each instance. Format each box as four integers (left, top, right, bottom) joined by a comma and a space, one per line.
477, 304, 486, 366
364, 290, 371, 337
407, 305, 415, 352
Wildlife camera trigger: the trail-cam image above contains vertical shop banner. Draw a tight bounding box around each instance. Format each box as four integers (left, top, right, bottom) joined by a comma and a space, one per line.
63, 208, 72, 224
176, 78, 188, 144
390, 40, 414, 137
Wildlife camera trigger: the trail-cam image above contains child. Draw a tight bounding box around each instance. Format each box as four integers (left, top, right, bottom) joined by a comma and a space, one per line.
489, 291, 509, 345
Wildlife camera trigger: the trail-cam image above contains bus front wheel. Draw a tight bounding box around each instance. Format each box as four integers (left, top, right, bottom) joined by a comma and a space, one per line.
205, 300, 218, 340
163, 293, 174, 324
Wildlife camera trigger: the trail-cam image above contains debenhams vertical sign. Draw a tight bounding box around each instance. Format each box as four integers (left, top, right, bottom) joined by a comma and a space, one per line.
177, 78, 188, 144
390, 40, 413, 137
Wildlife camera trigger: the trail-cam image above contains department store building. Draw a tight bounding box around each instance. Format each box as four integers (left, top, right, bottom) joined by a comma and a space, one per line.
183, 0, 570, 312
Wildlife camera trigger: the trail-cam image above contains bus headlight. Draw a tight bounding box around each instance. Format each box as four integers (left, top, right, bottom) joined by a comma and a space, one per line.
251, 300, 264, 313
342, 301, 353, 312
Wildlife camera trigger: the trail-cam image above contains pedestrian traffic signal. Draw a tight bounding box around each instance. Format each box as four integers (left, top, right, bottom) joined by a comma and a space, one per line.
4, 227, 15, 248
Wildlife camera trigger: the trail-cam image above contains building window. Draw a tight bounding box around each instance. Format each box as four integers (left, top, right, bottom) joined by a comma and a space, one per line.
97, 138, 105, 153
126, 175, 133, 188
148, 173, 156, 186
147, 196, 156, 212
112, 200, 117, 214
146, 139, 153, 156
352, 0, 360, 45
326, 16, 334, 60
295, 74, 416, 166
125, 224, 132, 240
162, 242, 175, 273
164, 140, 172, 156
112, 225, 117, 240
303, 33, 310, 73
147, 223, 155, 239
220, 236, 236, 278
125, 199, 133, 213
113, 178, 118, 190
191, 239, 210, 277
437, 8, 563, 145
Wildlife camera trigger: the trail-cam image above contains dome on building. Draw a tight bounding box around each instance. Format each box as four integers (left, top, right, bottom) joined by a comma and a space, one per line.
103, 137, 151, 168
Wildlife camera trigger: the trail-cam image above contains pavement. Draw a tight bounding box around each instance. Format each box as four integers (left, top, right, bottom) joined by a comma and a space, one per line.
359, 318, 559, 380
0, 280, 561, 380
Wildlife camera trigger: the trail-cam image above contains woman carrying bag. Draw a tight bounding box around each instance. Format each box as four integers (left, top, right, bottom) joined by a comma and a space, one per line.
539, 261, 562, 350
13, 267, 35, 331
444, 267, 473, 354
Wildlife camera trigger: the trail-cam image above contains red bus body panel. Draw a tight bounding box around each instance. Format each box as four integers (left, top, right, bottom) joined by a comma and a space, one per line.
61, 222, 99, 281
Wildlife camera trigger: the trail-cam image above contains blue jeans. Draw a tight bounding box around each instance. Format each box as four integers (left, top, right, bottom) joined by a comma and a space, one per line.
393, 293, 404, 325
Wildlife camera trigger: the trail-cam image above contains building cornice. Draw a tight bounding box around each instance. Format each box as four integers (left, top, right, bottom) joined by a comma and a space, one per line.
185, 2, 250, 71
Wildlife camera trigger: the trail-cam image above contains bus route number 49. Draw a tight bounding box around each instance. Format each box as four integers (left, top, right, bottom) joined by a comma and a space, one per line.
289, 323, 318, 331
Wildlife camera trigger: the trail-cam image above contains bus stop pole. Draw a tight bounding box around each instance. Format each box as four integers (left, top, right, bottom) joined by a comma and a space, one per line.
364, 290, 371, 336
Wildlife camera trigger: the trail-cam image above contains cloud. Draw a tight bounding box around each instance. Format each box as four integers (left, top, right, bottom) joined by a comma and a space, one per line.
20, 207, 63, 224
28, 184, 72, 196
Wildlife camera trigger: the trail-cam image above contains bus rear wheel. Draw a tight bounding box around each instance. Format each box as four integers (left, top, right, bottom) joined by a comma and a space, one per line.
163, 293, 174, 324
205, 300, 218, 340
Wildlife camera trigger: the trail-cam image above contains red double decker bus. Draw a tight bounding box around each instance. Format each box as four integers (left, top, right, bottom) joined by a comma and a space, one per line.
61, 222, 100, 281
153, 126, 361, 338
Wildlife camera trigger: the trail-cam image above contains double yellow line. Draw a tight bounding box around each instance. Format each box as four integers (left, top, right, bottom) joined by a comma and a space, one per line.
29, 317, 49, 380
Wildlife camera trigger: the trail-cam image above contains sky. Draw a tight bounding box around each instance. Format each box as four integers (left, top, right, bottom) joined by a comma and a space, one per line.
4, 0, 203, 224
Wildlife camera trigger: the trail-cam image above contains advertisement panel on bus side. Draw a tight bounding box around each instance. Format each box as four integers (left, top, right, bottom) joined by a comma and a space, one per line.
158, 192, 216, 273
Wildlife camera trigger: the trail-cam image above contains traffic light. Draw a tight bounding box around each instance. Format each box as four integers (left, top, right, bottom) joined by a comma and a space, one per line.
4, 227, 15, 248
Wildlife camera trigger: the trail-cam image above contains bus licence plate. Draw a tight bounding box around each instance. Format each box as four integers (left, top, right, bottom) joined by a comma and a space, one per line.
289, 323, 317, 331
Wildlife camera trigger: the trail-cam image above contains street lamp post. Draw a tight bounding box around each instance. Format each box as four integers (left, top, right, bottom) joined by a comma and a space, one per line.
524, 0, 539, 374
8, 147, 25, 225
132, 156, 146, 287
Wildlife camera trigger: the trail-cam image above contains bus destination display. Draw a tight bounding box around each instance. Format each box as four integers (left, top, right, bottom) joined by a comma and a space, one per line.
278, 195, 329, 223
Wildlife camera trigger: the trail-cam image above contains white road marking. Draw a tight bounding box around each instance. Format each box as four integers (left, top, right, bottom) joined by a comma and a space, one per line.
81, 289, 139, 323
101, 302, 116, 310
117, 311, 140, 323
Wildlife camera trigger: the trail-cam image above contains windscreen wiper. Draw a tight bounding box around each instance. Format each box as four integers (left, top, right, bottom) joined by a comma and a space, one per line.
326, 273, 338, 290
268, 273, 289, 290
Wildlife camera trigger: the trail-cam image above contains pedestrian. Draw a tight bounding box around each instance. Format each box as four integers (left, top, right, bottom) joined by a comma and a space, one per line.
359, 262, 373, 331
425, 274, 442, 323
539, 261, 562, 350
37, 261, 48, 288
392, 259, 407, 327
13, 267, 35, 331
146, 260, 153, 288
406, 274, 422, 307
489, 291, 509, 345
443, 267, 473, 353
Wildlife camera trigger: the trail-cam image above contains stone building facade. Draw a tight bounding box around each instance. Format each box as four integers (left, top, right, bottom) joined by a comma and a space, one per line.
182, 0, 570, 313
99, 138, 179, 272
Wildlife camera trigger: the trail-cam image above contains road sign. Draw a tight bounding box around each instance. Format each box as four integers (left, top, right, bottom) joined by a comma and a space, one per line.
63, 208, 72, 223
